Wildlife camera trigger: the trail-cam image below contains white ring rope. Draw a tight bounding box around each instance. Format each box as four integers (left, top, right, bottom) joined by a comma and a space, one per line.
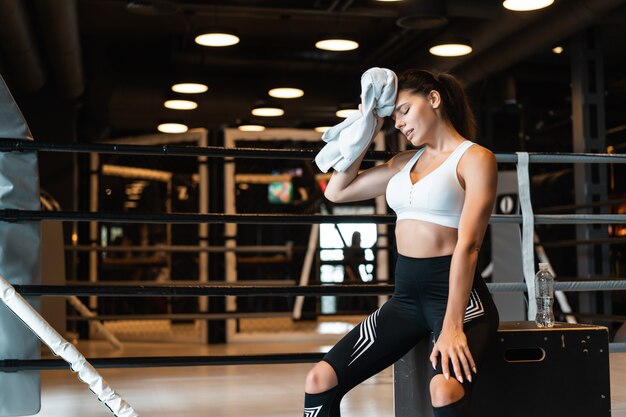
490, 214, 626, 223
0, 274, 138, 417
611, 343, 626, 353
516, 152, 536, 320
488, 280, 626, 292
495, 153, 626, 163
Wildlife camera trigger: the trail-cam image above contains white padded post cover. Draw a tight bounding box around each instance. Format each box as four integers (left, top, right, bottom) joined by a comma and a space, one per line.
0, 73, 42, 416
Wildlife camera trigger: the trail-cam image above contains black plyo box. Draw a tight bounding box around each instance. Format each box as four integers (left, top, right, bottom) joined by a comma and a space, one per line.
394, 321, 611, 417
471, 321, 611, 417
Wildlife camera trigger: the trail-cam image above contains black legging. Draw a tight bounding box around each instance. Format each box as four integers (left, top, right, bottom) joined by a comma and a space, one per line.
303, 254, 499, 417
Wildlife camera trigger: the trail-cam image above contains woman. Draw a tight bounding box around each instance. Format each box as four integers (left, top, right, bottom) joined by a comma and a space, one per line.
303, 69, 500, 417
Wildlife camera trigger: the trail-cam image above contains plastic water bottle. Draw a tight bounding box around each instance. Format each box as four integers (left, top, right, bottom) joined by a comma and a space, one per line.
535, 263, 555, 328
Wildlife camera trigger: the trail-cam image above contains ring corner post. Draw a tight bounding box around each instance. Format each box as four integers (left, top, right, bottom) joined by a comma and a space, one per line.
0, 74, 42, 416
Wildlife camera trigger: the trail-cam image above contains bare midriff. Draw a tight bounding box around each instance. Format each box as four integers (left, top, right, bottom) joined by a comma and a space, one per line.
395, 219, 458, 258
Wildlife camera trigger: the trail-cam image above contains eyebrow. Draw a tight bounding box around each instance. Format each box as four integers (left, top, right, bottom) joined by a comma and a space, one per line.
394, 102, 407, 113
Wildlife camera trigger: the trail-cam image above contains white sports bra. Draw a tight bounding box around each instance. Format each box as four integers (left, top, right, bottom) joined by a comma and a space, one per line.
385, 140, 475, 228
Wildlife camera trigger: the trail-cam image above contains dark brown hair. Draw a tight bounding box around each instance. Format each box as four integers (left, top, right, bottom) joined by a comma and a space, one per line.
397, 69, 476, 140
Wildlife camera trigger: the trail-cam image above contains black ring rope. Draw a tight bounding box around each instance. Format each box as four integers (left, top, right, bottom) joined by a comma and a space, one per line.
0, 209, 516, 224
16, 280, 626, 298
0, 353, 325, 372
66, 312, 297, 321
0, 139, 393, 161
2, 210, 626, 224
2, 138, 626, 164
13, 284, 395, 297
0, 210, 397, 224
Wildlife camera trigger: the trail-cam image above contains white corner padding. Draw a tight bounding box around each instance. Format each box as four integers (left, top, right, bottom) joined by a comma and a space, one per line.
1, 66, 42, 417
515, 152, 537, 320
0, 275, 138, 417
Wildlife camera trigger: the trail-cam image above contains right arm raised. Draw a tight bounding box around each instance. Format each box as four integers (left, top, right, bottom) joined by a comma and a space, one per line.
324, 148, 411, 203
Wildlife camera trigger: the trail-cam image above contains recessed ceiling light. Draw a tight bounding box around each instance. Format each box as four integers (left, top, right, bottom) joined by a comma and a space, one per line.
552, 46, 564, 54
164, 100, 198, 110
502, 0, 554, 11
171, 83, 208, 94
429, 43, 472, 57
252, 106, 284, 117
238, 125, 266, 132
195, 32, 240, 47
336, 108, 358, 118
158, 123, 188, 133
315, 126, 332, 133
316, 38, 359, 51
269, 88, 304, 99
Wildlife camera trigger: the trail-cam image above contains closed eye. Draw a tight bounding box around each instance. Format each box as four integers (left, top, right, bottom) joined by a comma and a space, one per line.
392, 105, 409, 121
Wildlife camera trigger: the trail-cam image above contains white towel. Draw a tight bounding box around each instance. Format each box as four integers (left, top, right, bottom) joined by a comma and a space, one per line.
315, 67, 397, 173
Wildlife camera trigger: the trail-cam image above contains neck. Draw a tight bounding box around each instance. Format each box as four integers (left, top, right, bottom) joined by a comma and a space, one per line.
424, 122, 465, 153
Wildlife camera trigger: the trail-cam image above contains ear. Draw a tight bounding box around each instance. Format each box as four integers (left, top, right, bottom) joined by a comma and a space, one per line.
428, 90, 442, 109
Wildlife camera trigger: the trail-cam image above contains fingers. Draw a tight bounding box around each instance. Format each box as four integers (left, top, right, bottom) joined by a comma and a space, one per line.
455, 346, 471, 383
429, 349, 439, 370
463, 344, 478, 375
431, 335, 477, 384
441, 353, 450, 381
449, 352, 462, 383
440, 346, 476, 384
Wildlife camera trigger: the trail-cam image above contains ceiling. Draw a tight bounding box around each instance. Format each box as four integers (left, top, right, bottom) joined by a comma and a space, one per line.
1, 0, 626, 142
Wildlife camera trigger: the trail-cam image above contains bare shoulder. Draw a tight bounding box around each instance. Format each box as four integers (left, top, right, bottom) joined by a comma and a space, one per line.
462, 144, 496, 171
467, 143, 495, 159
458, 144, 497, 188
387, 149, 418, 171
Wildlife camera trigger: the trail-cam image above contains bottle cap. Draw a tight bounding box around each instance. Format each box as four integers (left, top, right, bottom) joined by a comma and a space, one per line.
538, 263, 549, 270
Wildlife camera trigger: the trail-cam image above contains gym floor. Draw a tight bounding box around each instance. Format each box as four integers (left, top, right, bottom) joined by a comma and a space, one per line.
31, 335, 626, 417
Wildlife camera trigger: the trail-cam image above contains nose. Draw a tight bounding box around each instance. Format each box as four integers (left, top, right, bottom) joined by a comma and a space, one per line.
394, 118, 404, 130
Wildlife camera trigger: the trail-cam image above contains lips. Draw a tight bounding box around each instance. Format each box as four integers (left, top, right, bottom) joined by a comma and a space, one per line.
404, 128, 414, 140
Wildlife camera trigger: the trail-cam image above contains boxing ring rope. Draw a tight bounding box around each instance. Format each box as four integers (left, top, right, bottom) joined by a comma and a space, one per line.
5, 342, 626, 373
9, 281, 626, 297
2, 138, 626, 164
2, 348, 626, 373
66, 244, 297, 253
66, 312, 295, 321
0, 353, 326, 372
13, 343, 626, 373
0, 209, 625, 224
2, 140, 626, 415
0, 138, 389, 160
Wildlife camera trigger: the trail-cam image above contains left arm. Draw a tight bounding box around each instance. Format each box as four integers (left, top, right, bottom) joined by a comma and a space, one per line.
429, 146, 498, 383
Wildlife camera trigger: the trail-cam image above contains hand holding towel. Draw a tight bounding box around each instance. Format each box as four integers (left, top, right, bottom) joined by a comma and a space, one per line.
315, 67, 397, 173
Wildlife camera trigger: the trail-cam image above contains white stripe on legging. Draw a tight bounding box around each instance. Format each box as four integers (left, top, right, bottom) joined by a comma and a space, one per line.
463, 289, 485, 323
348, 308, 381, 366
304, 405, 323, 417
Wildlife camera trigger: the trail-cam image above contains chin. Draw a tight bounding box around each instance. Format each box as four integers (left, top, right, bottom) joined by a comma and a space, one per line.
409, 136, 424, 147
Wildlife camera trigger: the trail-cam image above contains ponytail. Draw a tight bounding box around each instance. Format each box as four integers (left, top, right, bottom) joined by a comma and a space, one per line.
397, 69, 476, 140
